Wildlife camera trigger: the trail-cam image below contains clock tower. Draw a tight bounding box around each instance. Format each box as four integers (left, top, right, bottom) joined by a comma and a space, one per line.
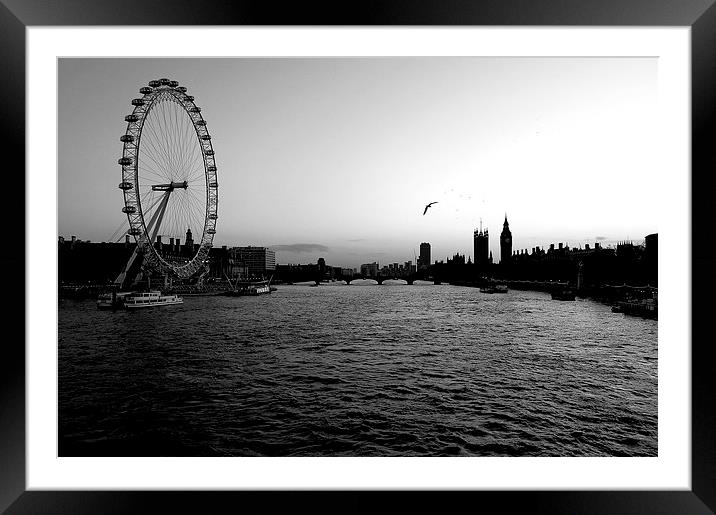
500, 214, 512, 265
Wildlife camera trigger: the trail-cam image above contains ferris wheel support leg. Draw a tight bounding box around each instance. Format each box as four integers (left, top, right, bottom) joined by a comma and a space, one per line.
147, 190, 172, 246
114, 191, 172, 289
114, 245, 144, 289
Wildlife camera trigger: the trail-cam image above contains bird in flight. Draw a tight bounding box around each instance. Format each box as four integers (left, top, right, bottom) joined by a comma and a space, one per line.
423, 201, 438, 215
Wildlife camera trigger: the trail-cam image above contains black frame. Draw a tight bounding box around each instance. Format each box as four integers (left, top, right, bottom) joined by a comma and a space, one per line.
3, 1, 715, 513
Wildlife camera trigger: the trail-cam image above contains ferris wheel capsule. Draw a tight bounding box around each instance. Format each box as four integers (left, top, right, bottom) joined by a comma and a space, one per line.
169, 80, 179, 88
140, 87, 152, 94
120, 135, 135, 143
131, 98, 145, 106
118, 157, 132, 165
184, 95, 194, 102
148, 80, 161, 87
125, 114, 139, 122
159, 78, 170, 85
118, 181, 133, 190
176, 86, 187, 93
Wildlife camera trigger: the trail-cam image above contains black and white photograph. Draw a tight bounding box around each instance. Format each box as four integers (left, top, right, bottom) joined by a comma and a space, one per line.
57, 55, 661, 459
0, 0, 711, 508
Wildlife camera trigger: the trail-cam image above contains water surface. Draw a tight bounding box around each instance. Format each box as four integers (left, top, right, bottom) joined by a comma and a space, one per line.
59, 283, 657, 456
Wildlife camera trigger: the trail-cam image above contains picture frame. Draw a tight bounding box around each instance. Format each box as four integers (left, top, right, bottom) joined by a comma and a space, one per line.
4, 0, 715, 512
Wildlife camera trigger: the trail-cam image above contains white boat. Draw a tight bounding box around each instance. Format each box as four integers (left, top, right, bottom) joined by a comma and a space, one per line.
123, 290, 184, 309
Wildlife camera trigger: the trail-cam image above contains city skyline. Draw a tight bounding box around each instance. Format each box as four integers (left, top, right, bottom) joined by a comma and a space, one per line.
57, 227, 654, 272
59, 57, 658, 269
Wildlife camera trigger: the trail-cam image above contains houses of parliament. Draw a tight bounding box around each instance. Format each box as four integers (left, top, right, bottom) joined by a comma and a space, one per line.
473, 215, 513, 266
468, 214, 657, 287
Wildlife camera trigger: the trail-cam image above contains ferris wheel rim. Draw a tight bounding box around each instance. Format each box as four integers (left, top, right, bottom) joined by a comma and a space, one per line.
118, 78, 218, 279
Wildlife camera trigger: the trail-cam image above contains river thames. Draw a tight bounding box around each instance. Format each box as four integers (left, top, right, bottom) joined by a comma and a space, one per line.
58, 283, 657, 457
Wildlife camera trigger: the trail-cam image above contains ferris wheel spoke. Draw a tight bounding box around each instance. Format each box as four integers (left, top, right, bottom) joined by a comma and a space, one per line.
138, 169, 170, 185
137, 160, 171, 183
172, 142, 191, 181
141, 129, 173, 180
179, 136, 201, 180
191, 191, 208, 215
182, 194, 194, 238
178, 115, 192, 166
187, 168, 206, 183
186, 189, 206, 226
186, 162, 206, 182
173, 101, 186, 164
153, 102, 172, 174
163, 101, 179, 173
145, 114, 175, 178
137, 155, 167, 176
181, 123, 197, 176
160, 100, 178, 174
177, 138, 199, 180
138, 135, 172, 177
182, 196, 199, 229
176, 192, 189, 232
169, 106, 184, 176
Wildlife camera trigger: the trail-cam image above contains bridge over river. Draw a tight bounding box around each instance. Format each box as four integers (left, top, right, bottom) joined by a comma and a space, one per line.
333, 271, 441, 286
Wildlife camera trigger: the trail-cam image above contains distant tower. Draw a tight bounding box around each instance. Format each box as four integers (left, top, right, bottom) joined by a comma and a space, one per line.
500, 214, 513, 265
474, 219, 489, 266
185, 227, 194, 255
419, 242, 431, 269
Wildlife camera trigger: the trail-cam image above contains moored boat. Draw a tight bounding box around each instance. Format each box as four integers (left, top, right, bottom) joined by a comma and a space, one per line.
96, 291, 133, 310
480, 283, 508, 294
221, 280, 272, 296
612, 298, 657, 319
123, 291, 183, 309
551, 289, 576, 301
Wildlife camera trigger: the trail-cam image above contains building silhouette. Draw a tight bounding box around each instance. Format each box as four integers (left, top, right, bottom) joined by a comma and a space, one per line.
185, 227, 194, 252
229, 246, 276, 278
317, 257, 326, 275
500, 214, 512, 265
360, 262, 379, 278
474, 221, 489, 266
419, 242, 431, 269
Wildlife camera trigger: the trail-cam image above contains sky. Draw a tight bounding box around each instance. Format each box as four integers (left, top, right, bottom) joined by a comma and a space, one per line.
58, 57, 658, 269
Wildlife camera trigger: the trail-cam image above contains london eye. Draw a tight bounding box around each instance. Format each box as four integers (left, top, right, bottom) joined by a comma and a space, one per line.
115, 78, 218, 285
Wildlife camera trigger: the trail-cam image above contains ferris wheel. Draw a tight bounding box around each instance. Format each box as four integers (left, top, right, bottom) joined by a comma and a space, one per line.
116, 78, 218, 283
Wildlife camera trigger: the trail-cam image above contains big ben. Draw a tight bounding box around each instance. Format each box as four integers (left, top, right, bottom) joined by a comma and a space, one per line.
500, 215, 512, 265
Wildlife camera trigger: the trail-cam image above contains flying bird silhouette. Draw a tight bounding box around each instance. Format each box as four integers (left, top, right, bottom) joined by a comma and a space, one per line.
423, 202, 438, 215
